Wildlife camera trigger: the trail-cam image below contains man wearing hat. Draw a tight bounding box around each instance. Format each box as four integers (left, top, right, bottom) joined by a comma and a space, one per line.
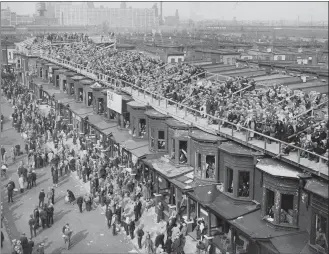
20, 233, 29, 254
27, 237, 34, 254
28, 214, 37, 238
38, 189, 45, 208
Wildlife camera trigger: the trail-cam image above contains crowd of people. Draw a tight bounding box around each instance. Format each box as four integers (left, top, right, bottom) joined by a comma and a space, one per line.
1, 70, 208, 254
34, 34, 329, 161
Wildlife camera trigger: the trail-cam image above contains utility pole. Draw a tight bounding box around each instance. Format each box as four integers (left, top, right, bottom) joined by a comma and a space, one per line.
0, 19, 3, 159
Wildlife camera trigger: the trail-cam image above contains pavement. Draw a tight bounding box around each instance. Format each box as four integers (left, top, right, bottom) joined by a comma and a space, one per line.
0, 98, 138, 254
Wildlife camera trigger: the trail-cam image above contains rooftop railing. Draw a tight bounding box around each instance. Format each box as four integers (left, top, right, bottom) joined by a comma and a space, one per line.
39, 53, 329, 178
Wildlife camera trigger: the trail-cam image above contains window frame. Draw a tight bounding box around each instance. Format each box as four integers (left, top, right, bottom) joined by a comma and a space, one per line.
226, 167, 234, 194
237, 171, 250, 198
313, 212, 329, 252
157, 130, 166, 151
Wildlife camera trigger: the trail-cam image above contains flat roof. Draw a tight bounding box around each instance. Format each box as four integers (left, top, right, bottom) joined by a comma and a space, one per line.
219, 142, 260, 156
127, 101, 147, 108
256, 158, 300, 178
189, 129, 226, 143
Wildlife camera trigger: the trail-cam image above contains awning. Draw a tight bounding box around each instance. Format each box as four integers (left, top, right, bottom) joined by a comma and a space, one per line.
256, 158, 300, 179
121, 139, 148, 150
106, 128, 131, 144
219, 141, 261, 156
229, 210, 299, 239
304, 178, 329, 199
270, 231, 309, 254
100, 126, 117, 135
43, 88, 61, 97
88, 114, 112, 130
142, 156, 193, 178
130, 145, 154, 158
54, 93, 75, 104
80, 79, 94, 85
68, 101, 93, 116
88, 114, 103, 125
170, 172, 216, 191
201, 187, 260, 220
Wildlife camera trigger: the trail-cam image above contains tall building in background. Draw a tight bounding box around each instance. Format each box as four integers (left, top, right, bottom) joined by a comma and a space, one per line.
1, 2, 159, 29
52, 2, 158, 28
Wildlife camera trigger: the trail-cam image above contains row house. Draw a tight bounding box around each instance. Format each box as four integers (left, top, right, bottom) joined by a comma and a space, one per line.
34, 57, 328, 254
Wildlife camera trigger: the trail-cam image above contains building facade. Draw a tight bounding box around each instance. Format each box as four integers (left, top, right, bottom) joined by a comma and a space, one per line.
52, 2, 158, 28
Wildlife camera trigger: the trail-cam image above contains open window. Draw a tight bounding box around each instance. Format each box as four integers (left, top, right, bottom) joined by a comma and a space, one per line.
158, 130, 166, 150
179, 140, 187, 164
70, 83, 75, 96
109, 110, 116, 120
227, 167, 234, 193
280, 194, 294, 224
138, 118, 146, 137
98, 98, 104, 114
315, 214, 329, 251
150, 128, 155, 149
78, 88, 83, 101
205, 155, 215, 179
171, 139, 175, 160
55, 75, 59, 87
123, 112, 130, 129
63, 80, 67, 93
238, 171, 250, 197
87, 92, 93, 106
40, 68, 42, 77
197, 153, 202, 170
265, 189, 275, 220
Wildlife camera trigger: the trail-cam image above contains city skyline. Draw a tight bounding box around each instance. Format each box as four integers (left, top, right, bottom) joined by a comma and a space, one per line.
1, 1, 328, 22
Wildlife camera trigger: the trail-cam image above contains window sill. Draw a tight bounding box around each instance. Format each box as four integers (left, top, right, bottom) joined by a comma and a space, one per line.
263, 217, 299, 230
222, 192, 252, 204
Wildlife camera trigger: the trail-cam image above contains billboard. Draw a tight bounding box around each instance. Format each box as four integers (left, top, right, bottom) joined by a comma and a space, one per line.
107, 90, 122, 114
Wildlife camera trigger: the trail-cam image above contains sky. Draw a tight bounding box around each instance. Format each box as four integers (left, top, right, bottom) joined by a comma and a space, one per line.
1, 1, 328, 22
